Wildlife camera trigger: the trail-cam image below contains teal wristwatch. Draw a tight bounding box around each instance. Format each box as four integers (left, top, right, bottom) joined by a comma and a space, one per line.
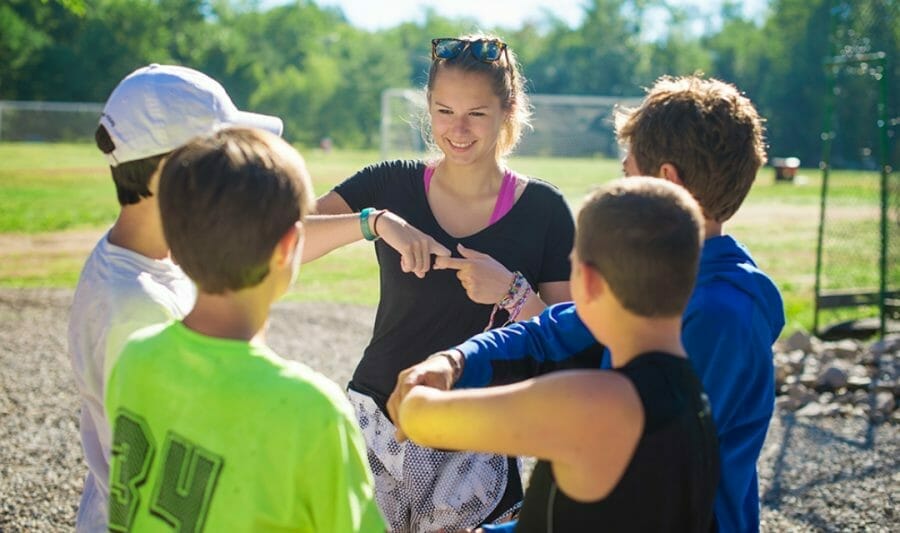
359, 208, 380, 241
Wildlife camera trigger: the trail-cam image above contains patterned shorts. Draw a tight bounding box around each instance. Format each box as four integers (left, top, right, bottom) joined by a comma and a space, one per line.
348, 389, 520, 533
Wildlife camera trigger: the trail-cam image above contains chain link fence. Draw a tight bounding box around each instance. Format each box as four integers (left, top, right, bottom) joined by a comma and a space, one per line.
0, 101, 103, 143
813, 0, 898, 338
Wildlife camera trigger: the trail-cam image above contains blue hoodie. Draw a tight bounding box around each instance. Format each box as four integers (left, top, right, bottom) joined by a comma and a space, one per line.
459, 235, 784, 533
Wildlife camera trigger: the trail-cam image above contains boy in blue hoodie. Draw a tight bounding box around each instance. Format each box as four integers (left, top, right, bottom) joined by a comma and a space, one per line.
388, 75, 785, 533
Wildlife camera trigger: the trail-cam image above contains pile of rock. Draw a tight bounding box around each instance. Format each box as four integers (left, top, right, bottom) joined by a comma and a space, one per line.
773, 331, 899, 423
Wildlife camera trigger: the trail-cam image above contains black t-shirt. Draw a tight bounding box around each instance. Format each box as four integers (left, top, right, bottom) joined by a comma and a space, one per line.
334, 160, 574, 411
516, 352, 720, 533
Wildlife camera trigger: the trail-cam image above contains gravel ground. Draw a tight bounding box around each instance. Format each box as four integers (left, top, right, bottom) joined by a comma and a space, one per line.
1, 288, 897, 531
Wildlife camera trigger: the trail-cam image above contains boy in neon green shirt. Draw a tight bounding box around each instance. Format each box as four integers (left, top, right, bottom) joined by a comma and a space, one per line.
105, 128, 384, 532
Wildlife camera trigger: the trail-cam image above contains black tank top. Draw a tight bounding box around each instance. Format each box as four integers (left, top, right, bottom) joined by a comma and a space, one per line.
516, 352, 719, 532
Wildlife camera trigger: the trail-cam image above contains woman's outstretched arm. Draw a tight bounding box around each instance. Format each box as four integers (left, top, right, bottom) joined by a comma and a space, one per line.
303, 191, 451, 277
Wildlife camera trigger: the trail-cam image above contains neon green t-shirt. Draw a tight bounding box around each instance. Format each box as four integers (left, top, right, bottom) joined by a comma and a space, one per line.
105, 321, 384, 532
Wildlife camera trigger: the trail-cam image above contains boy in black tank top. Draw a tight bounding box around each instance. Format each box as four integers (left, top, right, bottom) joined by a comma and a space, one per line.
388, 177, 720, 532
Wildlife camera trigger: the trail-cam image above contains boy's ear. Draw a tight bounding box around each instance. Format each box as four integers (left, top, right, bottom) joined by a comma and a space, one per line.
584, 265, 606, 299
578, 260, 607, 302
273, 222, 302, 268
658, 163, 685, 187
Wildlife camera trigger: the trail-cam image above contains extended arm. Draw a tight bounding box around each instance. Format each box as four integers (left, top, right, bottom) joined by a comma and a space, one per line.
303, 191, 451, 277
385, 302, 605, 437
455, 301, 604, 387
398, 370, 642, 502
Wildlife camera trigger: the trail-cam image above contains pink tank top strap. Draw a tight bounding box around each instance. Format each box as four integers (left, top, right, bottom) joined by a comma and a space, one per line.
423, 165, 435, 194
424, 166, 519, 225
488, 169, 518, 225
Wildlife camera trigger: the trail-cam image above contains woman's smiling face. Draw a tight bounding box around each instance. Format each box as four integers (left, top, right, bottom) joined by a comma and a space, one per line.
428, 67, 507, 167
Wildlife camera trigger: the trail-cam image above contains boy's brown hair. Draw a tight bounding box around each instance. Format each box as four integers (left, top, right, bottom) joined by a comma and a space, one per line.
95, 124, 166, 206
615, 75, 766, 222
576, 177, 704, 317
158, 127, 314, 294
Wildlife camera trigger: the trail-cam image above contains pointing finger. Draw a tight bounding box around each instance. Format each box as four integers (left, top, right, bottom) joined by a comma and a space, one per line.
433, 256, 469, 270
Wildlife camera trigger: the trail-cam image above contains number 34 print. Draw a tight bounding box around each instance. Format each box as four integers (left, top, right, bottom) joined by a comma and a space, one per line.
109, 409, 224, 533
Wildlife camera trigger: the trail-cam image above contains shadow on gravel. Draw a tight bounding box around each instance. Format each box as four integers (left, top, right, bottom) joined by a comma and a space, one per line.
760, 410, 898, 532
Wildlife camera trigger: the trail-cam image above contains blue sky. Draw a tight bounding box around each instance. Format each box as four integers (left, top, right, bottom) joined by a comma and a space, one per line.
306, 0, 770, 36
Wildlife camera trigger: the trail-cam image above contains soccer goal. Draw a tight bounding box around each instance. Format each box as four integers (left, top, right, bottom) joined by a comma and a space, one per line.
380, 88, 643, 161
0, 100, 103, 143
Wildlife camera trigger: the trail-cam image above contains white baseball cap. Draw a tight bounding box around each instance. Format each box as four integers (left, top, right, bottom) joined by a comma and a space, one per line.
98, 64, 283, 166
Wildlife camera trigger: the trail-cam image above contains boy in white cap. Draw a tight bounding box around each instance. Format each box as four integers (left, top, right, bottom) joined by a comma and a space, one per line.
67, 64, 283, 533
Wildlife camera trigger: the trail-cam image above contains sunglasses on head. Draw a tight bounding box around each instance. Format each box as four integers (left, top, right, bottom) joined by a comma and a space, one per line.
431, 38, 509, 64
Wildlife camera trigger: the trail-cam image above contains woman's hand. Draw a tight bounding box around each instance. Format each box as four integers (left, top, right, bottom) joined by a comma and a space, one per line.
376, 211, 451, 278
433, 244, 517, 304
386, 351, 462, 442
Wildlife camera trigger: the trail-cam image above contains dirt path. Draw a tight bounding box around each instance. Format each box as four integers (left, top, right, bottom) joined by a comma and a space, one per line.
0, 228, 105, 256
0, 229, 106, 284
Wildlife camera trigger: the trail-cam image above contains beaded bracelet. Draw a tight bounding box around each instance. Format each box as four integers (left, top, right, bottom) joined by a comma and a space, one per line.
484, 271, 532, 332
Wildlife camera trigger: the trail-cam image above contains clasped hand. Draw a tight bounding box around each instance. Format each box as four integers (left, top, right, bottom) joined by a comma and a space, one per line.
386, 352, 460, 442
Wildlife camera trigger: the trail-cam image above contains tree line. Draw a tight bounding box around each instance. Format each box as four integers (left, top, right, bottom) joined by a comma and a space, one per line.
1, 0, 896, 166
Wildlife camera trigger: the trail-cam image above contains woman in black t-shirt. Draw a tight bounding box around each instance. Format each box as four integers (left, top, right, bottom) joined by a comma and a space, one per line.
309, 35, 574, 532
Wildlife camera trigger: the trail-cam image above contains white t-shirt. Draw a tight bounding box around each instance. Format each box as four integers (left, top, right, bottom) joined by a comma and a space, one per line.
67, 231, 195, 533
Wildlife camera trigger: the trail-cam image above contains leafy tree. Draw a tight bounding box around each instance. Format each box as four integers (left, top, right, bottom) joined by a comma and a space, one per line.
526, 0, 644, 95
1, 0, 892, 154
635, 3, 712, 86
320, 28, 411, 147
0, 0, 79, 99
703, 4, 768, 96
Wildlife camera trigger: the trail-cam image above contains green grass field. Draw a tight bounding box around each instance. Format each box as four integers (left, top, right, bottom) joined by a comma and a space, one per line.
0, 142, 891, 334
